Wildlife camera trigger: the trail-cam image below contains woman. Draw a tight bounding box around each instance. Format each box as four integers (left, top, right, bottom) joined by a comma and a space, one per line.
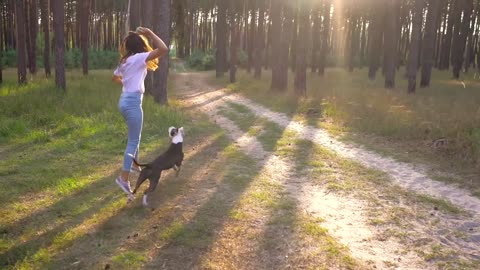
112, 27, 168, 196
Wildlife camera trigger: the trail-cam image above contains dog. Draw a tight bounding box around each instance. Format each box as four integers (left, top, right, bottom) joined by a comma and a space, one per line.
128, 126, 184, 206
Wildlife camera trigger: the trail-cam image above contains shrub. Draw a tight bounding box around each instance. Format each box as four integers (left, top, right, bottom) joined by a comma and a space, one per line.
186, 49, 216, 70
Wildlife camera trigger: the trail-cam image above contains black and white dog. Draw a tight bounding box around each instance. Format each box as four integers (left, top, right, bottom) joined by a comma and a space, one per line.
128, 126, 184, 206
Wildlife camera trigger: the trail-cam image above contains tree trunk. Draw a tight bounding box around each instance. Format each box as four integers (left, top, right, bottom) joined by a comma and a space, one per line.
407, 0, 425, 94
464, 0, 478, 72
368, 0, 383, 80
294, 0, 309, 96
265, 9, 272, 69
26, 0, 38, 74
278, 0, 293, 91
15, 0, 27, 85
0, 13, 2, 84
216, 0, 228, 77
52, 0, 66, 90
174, 0, 186, 58
80, 0, 89, 75
152, 0, 170, 104
360, 18, 367, 66
75, 1, 81, 48
318, 0, 331, 76
439, 1, 455, 70
230, 0, 238, 83
270, 0, 283, 90
348, 14, 358, 72
247, 0, 256, 73
40, 0, 51, 77
421, 0, 443, 88
130, 0, 141, 30
254, 0, 265, 79
291, 3, 298, 72
311, 2, 321, 73
452, 0, 473, 79
384, 0, 399, 88
142, 0, 155, 95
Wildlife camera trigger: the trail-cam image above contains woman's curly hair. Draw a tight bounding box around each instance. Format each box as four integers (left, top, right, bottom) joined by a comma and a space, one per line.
119, 31, 158, 71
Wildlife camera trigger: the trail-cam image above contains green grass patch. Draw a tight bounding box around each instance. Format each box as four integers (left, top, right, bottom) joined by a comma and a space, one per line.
413, 194, 462, 214
219, 69, 480, 188
111, 251, 146, 269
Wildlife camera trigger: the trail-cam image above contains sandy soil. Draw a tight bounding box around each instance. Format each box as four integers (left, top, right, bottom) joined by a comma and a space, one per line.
172, 72, 480, 269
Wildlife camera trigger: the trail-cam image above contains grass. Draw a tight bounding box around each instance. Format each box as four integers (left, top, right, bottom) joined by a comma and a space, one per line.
219, 68, 480, 195
0, 68, 365, 269
216, 99, 479, 268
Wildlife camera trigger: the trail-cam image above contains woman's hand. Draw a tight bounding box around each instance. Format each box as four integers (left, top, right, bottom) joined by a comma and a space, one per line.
136, 27, 153, 37
135, 27, 169, 62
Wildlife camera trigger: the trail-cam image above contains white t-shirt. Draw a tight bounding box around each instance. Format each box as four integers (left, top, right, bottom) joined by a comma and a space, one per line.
113, 52, 150, 93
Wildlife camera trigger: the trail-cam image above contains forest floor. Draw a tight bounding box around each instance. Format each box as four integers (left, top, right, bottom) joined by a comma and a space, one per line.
172, 71, 480, 269
1, 68, 480, 269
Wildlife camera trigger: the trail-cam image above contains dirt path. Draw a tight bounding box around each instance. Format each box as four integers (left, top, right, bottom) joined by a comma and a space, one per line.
172, 72, 480, 269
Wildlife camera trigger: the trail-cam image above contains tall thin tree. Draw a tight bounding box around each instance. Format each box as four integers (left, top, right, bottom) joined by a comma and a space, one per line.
229, 0, 238, 83
278, 0, 293, 91
253, 0, 265, 79
40, 0, 51, 77
80, 0, 90, 75
152, 0, 171, 104
15, 0, 27, 85
420, 0, 443, 88
318, 0, 331, 76
27, 0, 38, 74
452, 0, 473, 79
216, 0, 228, 77
368, 0, 384, 80
52, 0, 66, 90
270, 0, 283, 90
407, 0, 425, 94
294, 0, 309, 96
384, 0, 399, 88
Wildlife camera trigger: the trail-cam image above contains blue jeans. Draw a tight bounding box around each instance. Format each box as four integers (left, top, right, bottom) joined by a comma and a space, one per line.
118, 92, 144, 172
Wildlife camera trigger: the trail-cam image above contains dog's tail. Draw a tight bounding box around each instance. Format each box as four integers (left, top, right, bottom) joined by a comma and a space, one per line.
128, 154, 149, 167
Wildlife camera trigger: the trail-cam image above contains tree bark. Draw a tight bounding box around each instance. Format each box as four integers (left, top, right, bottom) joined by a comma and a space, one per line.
384, 0, 399, 88
229, 0, 238, 83
291, 3, 298, 72
216, 0, 228, 77
294, 0, 309, 96
439, 1, 455, 70
152, 0, 170, 104
130, 0, 141, 30
247, 0, 256, 73
174, 0, 186, 58
368, 0, 384, 80
15, 0, 27, 85
452, 0, 473, 79
318, 0, 331, 76
464, 0, 478, 72
270, 0, 283, 90
421, 0, 443, 88
407, 0, 425, 94
254, 0, 265, 79
52, 0, 66, 90
278, 0, 293, 91
360, 18, 367, 66
311, 2, 321, 73
80, 0, 89, 75
40, 0, 51, 77
26, 0, 38, 74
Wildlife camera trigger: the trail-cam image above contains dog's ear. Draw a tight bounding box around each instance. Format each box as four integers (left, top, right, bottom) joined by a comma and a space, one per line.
168, 126, 176, 138
179, 127, 184, 136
